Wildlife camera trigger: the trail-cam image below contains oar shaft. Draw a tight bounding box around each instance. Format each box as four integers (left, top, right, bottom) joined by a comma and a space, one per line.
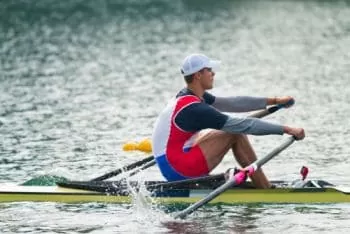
175, 180, 234, 219
251, 106, 280, 118
254, 136, 295, 167
90, 156, 154, 181
251, 100, 293, 119
174, 136, 296, 219
128, 160, 156, 177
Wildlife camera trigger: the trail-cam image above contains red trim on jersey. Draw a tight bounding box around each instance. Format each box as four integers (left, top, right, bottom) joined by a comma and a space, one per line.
165, 95, 209, 177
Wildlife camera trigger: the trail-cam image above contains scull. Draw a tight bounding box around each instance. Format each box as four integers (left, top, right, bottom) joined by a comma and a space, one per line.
0, 176, 349, 204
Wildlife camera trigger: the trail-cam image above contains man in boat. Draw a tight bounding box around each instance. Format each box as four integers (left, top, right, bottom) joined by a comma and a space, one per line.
152, 53, 305, 189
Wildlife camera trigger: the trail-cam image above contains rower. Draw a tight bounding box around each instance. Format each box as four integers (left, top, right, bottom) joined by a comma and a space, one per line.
151, 53, 305, 189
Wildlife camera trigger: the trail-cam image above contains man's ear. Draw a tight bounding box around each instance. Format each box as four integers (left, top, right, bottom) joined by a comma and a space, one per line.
194, 72, 201, 80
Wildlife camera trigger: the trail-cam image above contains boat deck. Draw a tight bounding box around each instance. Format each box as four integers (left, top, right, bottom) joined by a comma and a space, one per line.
0, 179, 349, 204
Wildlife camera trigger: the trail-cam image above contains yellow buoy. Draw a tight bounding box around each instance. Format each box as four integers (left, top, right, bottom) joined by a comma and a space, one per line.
136, 138, 152, 153
122, 141, 138, 151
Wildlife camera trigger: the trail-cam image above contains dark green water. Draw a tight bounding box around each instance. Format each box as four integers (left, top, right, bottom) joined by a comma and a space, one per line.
1, 0, 350, 233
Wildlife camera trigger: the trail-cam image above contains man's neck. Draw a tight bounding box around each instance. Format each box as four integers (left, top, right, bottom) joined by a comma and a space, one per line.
186, 84, 205, 99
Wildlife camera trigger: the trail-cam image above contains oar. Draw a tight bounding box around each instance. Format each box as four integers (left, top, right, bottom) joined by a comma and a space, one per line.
90, 100, 294, 181
90, 155, 154, 181
127, 160, 156, 177
174, 136, 296, 219
250, 99, 294, 118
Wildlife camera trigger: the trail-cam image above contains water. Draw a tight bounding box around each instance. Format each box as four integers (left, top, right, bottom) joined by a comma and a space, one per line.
1, 0, 350, 233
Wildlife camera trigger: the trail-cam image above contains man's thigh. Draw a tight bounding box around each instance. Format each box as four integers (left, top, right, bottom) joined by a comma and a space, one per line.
194, 130, 239, 171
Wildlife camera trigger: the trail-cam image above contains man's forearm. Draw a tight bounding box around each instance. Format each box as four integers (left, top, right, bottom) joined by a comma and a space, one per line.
212, 96, 267, 112
220, 116, 284, 135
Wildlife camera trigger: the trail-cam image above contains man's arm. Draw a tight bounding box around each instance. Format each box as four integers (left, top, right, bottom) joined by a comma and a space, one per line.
221, 116, 283, 135
175, 102, 283, 135
211, 96, 267, 112
211, 96, 295, 113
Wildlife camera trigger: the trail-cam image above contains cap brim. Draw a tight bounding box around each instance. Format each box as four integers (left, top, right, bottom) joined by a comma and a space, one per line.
207, 60, 221, 71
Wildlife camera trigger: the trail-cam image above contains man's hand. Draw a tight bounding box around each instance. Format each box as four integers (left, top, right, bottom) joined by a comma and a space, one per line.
276, 96, 295, 108
283, 126, 305, 140
267, 96, 295, 107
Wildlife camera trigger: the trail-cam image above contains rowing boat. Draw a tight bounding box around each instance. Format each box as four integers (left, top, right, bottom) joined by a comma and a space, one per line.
0, 175, 349, 204
1, 104, 312, 208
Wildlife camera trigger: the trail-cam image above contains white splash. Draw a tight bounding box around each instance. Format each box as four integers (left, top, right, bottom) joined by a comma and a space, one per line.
118, 170, 174, 233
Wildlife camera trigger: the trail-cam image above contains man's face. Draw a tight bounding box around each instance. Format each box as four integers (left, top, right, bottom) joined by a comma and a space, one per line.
198, 67, 215, 89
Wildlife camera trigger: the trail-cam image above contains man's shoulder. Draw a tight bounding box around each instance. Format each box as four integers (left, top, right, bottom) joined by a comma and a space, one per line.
177, 95, 201, 106
203, 91, 215, 104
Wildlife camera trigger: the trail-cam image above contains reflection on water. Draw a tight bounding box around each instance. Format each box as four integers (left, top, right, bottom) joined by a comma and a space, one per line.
163, 204, 350, 233
161, 204, 266, 233
163, 221, 207, 234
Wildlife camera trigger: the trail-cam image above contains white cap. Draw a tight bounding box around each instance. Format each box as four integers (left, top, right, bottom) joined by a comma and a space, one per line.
180, 54, 221, 76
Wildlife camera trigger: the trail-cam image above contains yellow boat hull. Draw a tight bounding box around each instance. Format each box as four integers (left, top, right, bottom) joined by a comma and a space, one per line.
0, 185, 349, 204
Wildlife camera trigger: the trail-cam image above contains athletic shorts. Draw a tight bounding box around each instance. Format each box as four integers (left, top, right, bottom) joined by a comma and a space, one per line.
155, 145, 209, 181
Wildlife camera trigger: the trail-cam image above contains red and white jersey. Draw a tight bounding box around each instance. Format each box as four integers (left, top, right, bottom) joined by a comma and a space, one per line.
152, 95, 201, 162
151, 89, 220, 180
